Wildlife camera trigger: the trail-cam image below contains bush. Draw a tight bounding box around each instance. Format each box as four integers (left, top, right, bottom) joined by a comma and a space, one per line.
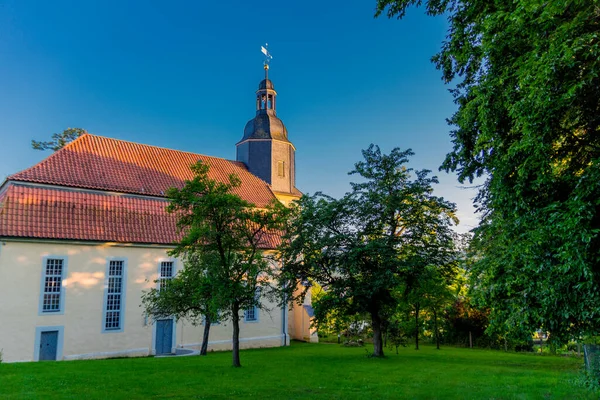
343, 339, 364, 347
514, 339, 534, 353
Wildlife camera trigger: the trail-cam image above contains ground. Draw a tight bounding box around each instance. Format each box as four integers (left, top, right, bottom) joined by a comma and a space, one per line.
0, 342, 594, 399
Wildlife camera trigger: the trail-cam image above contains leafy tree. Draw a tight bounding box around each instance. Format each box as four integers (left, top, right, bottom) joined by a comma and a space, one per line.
279, 145, 457, 357
142, 252, 219, 356
410, 265, 455, 350
160, 161, 286, 367
443, 297, 489, 347
386, 316, 409, 354
31, 127, 87, 151
375, 0, 600, 344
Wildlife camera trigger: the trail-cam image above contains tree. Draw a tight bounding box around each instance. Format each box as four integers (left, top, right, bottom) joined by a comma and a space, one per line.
142, 252, 219, 356
279, 145, 457, 357
405, 264, 455, 350
158, 161, 285, 367
376, 0, 600, 344
31, 127, 87, 151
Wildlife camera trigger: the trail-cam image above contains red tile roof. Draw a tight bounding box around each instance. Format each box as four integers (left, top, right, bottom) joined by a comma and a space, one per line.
9, 133, 276, 207
0, 184, 281, 248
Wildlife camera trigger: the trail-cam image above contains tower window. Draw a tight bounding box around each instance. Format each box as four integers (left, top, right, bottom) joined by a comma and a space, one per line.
277, 161, 285, 177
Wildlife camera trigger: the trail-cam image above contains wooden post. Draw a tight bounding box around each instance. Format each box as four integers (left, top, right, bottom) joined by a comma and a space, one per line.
469, 331, 473, 349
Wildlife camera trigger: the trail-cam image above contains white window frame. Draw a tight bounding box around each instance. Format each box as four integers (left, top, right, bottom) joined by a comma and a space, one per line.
102, 258, 127, 333
38, 256, 68, 315
244, 288, 260, 323
158, 260, 175, 291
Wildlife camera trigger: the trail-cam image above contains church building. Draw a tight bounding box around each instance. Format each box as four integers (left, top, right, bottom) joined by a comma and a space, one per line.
0, 66, 316, 363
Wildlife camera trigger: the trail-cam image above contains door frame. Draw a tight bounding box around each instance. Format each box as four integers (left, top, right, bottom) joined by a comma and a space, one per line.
34, 326, 64, 361
152, 318, 176, 355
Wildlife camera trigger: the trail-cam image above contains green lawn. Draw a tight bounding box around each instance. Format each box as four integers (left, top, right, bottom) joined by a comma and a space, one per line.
0, 342, 594, 399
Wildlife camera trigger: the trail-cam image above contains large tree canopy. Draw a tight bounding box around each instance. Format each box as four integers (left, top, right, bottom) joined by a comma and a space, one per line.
279, 145, 457, 357
145, 161, 286, 367
376, 0, 600, 343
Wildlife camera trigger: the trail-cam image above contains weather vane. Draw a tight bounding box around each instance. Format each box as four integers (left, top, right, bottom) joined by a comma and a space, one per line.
261, 43, 273, 69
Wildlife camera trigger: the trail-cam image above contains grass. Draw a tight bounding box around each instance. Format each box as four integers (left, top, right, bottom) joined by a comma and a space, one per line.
0, 341, 595, 399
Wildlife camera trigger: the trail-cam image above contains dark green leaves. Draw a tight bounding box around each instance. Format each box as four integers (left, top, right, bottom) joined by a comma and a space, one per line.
31, 127, 87, 151
279, 145, 458, 356
376, 0, 600, 343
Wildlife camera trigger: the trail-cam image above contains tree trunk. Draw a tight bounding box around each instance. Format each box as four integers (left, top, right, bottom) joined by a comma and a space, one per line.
433, 308, 440, 350
414, 303, 420, 350
371, 312, 385, 357
232, 303, 241, 367
200, 315, 211, 356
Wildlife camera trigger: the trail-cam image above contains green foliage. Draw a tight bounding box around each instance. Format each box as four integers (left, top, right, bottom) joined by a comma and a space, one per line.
573, 367, 600, 396
31, 127, 86, 151
376, 0, 600, 344
443, 298, 489, 347
311, 284, 370, 342
279, 145, 457, 357
0, 343, 595, 399
141, 251, 219, 355
151, 161, 286, 367
386, 318, 409, 354
142, 252, 218, 324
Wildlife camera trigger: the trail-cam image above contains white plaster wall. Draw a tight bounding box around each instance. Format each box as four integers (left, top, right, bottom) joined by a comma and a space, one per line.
0, 241, 289, 363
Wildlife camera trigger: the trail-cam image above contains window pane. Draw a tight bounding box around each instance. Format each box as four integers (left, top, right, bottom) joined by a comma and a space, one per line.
42, 259, 63, 313
104, 260, 124, 330
159, 261, 174, 292
245, 307, 257, 321
160, 261, 173, 278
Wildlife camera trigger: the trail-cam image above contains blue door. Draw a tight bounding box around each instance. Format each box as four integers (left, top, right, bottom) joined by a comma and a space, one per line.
155, 319, 173, 355
39, 331, 58, 361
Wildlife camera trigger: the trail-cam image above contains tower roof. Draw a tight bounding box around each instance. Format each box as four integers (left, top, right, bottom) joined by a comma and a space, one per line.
239, 71, 291, 144
259, 79, 274, 90
241, 113, 289, 142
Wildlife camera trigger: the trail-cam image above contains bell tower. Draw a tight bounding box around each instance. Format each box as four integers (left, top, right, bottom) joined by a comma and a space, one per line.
236, 59, 297, 198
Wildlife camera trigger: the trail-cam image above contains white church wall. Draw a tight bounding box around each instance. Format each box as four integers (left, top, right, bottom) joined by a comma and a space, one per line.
0, 240, 289, 362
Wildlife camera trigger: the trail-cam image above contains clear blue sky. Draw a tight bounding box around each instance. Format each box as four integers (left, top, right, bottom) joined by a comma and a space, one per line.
0, 0, 480, 232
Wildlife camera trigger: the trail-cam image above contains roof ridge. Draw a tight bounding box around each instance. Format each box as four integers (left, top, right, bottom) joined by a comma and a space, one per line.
6, 132, 277, 207
86, 133, 242, 165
